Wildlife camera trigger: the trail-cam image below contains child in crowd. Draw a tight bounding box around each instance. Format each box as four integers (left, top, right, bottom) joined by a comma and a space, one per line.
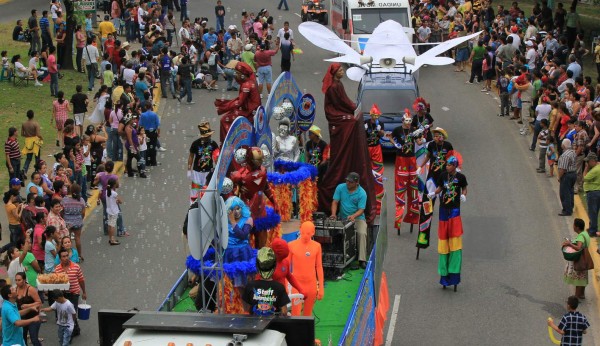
102, 63, 114, 94
536, 119, 549, 173
138, 127, 147, 167
41, 289, 77, 346
82, 135, 92, 185
497, 69, 510, 117
106, 178, 121, 245
547, 136, 557, 177
548, 296, 590, 346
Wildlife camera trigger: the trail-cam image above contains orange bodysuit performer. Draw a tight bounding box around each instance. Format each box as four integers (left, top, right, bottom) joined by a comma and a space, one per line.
288, 221, 324, 316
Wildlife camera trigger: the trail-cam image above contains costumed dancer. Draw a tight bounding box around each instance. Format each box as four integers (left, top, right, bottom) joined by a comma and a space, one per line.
387, 110, 420, 232
411, 97, 434, 142
230, 147, 279, 249
365, 104, 385, 214
427, 156, 467, 288
273, 118, 299, 162
187, 122, 220, 203
305, 125, 329, 183
417, 127, 454, 249
270, 238, 307, 298
288, 221, 324, 316
318, 63, 376, 223
215, 61, 261, 143
223, 197, 255, 292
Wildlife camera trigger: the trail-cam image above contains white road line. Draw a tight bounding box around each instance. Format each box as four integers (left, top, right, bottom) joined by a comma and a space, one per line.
294, 13, 301, 17
385, 294, 401, 346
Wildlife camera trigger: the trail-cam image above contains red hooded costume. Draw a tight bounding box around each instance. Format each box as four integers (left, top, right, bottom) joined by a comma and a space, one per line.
270, 238, 305, 297
215, 62, 261, 142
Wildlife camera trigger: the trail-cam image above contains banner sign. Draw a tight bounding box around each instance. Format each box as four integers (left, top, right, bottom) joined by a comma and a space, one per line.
296, 93, 316, 132
254, 105, 272, 154
75, 0, 96, 12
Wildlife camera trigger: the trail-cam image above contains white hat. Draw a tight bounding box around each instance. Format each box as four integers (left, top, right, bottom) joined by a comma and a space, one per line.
244, 43, 253, 51
228, 25, 237, 31
526, 40, 534, 47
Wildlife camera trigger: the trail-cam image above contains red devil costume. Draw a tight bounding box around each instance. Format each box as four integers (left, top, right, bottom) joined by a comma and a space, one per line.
390, 111, 420, 230
365, 104, 385, 214
230, 147, 278, 248
215, 62, 261, 142
318, 63, 377, 223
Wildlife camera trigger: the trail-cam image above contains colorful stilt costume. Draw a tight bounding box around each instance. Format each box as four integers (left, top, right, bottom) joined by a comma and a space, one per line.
417, 127, 454, 249
365, 104, 385, 214
431, 156, 467, 287
390, 111, 420, 229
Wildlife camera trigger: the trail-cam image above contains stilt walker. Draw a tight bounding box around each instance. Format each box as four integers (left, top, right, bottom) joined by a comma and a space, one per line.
427, 156, 467, 290
387, 110, 420, 233
416, 127, 454, 251
365, 104, 385, 214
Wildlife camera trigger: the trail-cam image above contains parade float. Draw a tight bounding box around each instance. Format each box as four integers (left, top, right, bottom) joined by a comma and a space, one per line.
98, 71, 390, 346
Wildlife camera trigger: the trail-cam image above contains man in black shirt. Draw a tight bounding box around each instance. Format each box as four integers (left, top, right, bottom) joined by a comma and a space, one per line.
28, 10, 40, 55
242, 247, 290, 316
388, 112, 419, 232
12, 20, 25, 41
416, 127, 454, 249
305, 125, 329, 181
177, 56, 194, 103
70, 85, 89, 137
187, 122, 219, 203
428, 156, 468, 288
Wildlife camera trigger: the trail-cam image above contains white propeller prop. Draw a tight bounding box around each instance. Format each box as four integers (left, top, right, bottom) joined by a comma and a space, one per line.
299, 20, 482, 81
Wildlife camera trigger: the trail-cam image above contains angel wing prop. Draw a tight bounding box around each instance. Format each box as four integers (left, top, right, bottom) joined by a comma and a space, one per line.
299, 20, 483, 81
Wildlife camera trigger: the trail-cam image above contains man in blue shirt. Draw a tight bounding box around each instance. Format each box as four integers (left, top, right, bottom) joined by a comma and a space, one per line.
159, 47, 174, 98
139, 101, 161, 167
202, 27, 218, 51
331, 172, 369, 268
39, 10, 53, 50
1, 285, 40, 346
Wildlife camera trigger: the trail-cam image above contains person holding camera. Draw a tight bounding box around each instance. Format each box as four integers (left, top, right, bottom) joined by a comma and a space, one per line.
330, 172, 368, 269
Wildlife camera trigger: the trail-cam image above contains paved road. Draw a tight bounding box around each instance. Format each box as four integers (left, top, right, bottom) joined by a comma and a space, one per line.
1, 0, 599, 345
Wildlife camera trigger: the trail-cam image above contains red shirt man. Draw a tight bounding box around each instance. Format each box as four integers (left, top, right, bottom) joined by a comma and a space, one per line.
54, 248, 87, 300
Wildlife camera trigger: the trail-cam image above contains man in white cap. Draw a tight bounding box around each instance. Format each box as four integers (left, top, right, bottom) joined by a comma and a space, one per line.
240, 43, 256, 71
525, 40, 537, 70
558, 138, 577, 216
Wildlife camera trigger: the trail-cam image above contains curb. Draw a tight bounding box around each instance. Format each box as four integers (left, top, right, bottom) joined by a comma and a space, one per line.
83, 82, 163, 221
573, 194, 600, 315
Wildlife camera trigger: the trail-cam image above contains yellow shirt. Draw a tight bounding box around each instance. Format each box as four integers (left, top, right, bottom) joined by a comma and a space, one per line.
595, 44, 600, 64
5, 202, 20, 225
98, 21, 116, 38
458, 1, 472, 14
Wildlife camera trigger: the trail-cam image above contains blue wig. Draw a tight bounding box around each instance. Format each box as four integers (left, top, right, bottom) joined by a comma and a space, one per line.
225, 196, 251, 228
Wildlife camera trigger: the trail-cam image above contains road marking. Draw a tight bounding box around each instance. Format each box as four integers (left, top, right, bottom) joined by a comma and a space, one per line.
441, 106, 450, 112
385, 294, 401, 346
295, 13, 301, 18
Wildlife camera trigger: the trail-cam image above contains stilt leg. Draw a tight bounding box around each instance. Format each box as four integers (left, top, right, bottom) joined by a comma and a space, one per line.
453, 285, 457, 292
410, 224, 414, 234
416, 247, 420, 260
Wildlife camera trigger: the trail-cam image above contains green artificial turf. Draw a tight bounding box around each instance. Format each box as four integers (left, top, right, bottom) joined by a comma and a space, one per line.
313, 268, 365, 345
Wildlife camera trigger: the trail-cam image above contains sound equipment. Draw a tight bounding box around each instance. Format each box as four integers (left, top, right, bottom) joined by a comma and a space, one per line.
313, 215, 356, 279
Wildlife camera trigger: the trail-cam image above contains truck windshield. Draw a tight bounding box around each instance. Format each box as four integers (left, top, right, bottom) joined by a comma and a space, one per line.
360, 88, 416, 114
351, 8, 410, 34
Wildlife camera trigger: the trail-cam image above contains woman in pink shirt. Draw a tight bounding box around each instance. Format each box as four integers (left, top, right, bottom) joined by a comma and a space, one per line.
75, 24, 87, 73
252, 17, 263, 39
32, 212, 47, 268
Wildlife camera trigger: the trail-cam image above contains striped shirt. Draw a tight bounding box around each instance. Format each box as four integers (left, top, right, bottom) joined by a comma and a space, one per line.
538, 129, 549, 148
558, 311, 590, 346
558, 149, 577, 172
39, 17, 50, 34
54, 261, 85, 295
4, 138, 21, 159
